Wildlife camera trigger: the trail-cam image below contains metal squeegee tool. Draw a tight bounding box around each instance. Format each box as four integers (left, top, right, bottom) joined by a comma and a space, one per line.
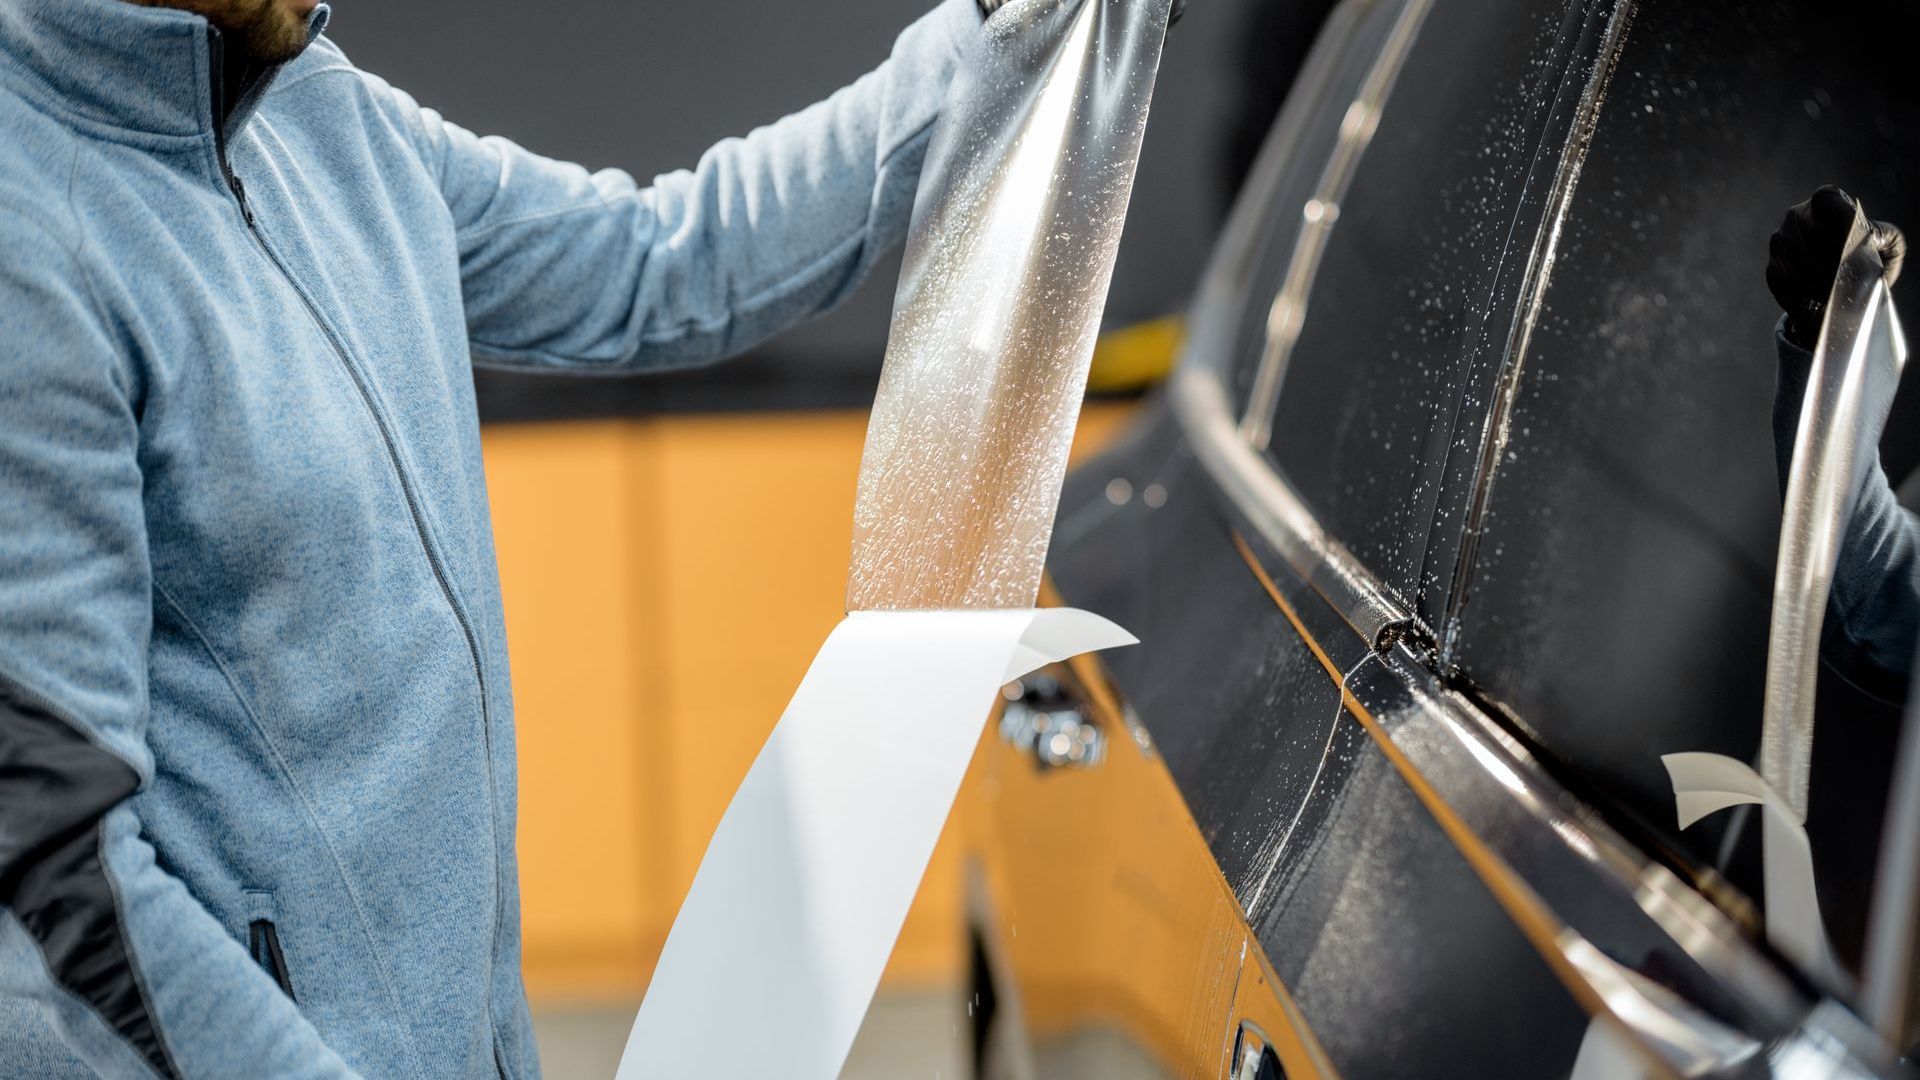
620, 2, 1167, 1075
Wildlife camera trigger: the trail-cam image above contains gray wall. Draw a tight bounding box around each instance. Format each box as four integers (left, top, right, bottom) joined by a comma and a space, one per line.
327, 0, 1269, 406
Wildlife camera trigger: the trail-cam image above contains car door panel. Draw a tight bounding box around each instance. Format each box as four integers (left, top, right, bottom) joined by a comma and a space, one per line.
980, 0, 1915, 1072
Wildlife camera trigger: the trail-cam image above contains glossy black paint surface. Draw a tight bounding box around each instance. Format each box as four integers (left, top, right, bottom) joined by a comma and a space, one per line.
1252, 744, 1591, 1077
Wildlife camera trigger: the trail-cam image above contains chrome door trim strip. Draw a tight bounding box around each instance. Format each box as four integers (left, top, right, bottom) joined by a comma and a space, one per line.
1365, 657, 1897, 1075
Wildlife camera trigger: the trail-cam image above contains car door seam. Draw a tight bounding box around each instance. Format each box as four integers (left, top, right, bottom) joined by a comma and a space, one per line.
1435, 0, 1640, 666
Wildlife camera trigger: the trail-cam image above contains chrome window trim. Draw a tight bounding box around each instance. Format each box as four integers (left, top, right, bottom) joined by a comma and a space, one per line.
1169, 0, 1427, 650
1236, 0, 1432, 451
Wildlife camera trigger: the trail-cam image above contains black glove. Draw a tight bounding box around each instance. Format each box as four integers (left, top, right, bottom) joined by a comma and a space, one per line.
1767, 185, 1906, 350
978, 0, 1185, 26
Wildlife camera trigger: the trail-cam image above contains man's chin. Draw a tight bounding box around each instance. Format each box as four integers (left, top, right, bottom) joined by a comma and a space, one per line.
130, 0, 316, 63
221, 0, 313, 63
242, 4, 313, 62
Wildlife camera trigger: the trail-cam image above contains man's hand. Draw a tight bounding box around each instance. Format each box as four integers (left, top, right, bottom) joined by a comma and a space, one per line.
1767, 185, 1906, 349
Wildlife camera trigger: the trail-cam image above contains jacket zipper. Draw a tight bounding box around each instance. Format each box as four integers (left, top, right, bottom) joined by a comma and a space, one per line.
212, 161, 493, 751
248, 920, 297, 1001
220, 145, 512, 1078
208, 35, 508, 1074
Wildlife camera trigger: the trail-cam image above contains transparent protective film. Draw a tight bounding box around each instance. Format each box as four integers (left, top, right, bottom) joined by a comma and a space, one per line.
848, 0, 1174, 611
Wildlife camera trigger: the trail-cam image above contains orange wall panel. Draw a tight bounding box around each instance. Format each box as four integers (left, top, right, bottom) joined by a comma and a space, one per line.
482, 421, 660, 993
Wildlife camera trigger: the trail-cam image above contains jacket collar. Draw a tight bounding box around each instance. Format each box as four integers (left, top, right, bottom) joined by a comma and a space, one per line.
0, 0, 329, 143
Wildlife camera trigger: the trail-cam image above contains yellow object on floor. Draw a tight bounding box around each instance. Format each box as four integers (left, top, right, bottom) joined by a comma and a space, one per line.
1085, 315, 1183, 393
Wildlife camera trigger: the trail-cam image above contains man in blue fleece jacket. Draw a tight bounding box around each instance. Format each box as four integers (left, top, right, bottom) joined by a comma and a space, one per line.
1767, 186, 1914, 696
0, 0, 992, 1074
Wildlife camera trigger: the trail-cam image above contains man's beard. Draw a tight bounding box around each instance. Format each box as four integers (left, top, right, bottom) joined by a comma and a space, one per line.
130, 0, 310, 62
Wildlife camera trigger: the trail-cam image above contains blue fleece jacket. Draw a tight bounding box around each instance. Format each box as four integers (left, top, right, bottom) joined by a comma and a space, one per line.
0, 0, 978, 1076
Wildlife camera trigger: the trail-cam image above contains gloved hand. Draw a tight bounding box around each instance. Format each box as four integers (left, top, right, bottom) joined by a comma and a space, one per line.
978, 0, 1185, 25
1767, 184, 1906, 350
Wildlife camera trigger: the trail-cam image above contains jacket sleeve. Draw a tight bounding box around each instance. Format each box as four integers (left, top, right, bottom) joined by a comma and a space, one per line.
0, 215, 360, 1079
1772, 319, 1920, 695
385, 0, 979, 372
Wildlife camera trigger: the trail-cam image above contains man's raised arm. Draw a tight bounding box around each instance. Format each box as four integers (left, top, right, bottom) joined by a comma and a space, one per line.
374, 0, 982, 372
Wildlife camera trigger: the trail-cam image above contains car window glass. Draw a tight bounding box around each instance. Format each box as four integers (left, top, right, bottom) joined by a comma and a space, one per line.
1214, 0, 1410, 417
1245, 0, 1583, 612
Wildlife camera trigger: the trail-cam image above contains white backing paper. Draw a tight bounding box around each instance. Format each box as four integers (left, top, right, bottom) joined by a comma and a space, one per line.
1569, 1020, 1653, 1080
1662, 751, 1836, 981
617, 608, 1135, 1079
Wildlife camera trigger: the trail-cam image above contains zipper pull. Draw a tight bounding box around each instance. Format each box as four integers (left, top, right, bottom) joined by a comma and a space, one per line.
229, 172, 254, 227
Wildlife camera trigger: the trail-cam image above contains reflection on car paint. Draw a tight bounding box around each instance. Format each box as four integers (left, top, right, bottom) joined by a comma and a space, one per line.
962, 648, 1335, 1077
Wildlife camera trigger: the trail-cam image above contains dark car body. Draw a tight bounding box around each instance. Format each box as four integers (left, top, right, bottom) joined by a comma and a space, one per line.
967, 0, 1920, 1074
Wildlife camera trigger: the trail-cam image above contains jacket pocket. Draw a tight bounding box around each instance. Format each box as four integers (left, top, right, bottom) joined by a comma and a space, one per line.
243, 889, 296, 1001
